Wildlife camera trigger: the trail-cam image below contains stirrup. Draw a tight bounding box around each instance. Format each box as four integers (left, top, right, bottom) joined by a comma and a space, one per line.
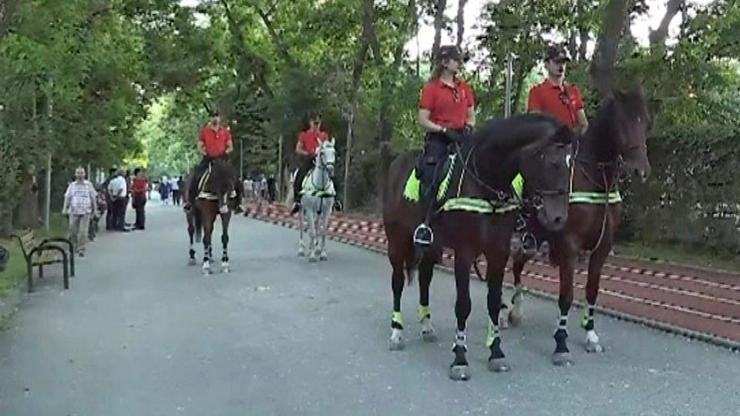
521, 232, 538, 255
413, 223, 434, 247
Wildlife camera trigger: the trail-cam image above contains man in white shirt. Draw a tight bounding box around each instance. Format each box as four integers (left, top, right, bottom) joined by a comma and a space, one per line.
63, 167, 98, 256
107, 169, 128, 232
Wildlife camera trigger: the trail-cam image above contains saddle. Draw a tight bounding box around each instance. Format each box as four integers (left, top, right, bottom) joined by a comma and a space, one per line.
404, 155, 455, 203
197, 161, 236, 201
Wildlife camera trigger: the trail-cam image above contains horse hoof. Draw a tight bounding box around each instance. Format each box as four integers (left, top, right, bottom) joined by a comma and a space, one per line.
585, 340, 604, 353
449, 365, 471, 381
488, 358, 511, 373
552, 352, 574, 367
308, 256, 318, 263
319, 253, 328, 261
508, 309, 523, 327
420, 329, 437, 343
297, 250, 305, 257
222, 264, 230, 274
188, 258, 196, 266
388, 337, 405, 351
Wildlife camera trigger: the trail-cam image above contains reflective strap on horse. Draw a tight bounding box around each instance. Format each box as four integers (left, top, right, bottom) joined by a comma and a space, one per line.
441, 197, 519, 215
569, 191, 622, 204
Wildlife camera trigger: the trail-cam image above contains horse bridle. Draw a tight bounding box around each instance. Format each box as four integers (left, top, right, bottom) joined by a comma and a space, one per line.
452, 140, 567, 216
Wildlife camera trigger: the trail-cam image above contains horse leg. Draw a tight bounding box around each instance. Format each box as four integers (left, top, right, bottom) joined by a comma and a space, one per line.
298, 207, 306, 257
307, 205, 319, 263
188, 217, 196, 266
418, 253, 437, 342
449, 250, 474, 381
221, 213, 231, 273
319, 202, 331, 261
388, 232, 409, 351
486, 248, 511, 373
582, 242, 611, 353
508, 253, 528, 327
202, 211, 213, 275
552, 240, 577, 366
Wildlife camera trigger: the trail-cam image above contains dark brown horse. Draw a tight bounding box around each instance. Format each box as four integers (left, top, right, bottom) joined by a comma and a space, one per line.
184, 175, 202, 265
190, 159, 241, 275
383, 114, 574, 380
507, 86, 651, 366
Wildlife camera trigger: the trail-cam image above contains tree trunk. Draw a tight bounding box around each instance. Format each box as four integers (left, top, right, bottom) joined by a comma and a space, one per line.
456, 0, 467, 48
578, 28, 589, 61
649, 0, 684, 53
568, 30, 578, 60
431, 0, 447, 60
590, 0, 631, 96
0, 0, 19, 39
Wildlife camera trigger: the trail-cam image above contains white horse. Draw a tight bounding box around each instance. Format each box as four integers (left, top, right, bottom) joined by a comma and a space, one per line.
297, 139, 336, 262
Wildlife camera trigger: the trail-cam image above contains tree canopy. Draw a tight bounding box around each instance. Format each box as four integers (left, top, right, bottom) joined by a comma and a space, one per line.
1, 0, 738, 241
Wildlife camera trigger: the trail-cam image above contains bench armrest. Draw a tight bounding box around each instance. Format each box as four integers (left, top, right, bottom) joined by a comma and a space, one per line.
42, 237, 73, 254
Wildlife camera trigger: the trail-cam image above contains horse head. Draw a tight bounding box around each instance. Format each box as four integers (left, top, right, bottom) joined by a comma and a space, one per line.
474, 115, 573, 232
515, 123, 573, 232
603, 84, 652, 182
316, 138, 337, 177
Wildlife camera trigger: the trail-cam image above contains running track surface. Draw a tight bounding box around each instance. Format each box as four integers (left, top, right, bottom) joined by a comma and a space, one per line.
246, 203, 740, 348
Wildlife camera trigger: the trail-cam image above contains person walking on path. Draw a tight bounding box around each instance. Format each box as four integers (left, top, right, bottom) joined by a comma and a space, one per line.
102, 168, 116, 231
62, 167, 98, 257
171, 176, 182, 206
107, 169, 129, 232
131, 168, 148, 230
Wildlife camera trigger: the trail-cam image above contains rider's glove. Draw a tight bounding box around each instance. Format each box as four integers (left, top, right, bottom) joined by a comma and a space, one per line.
441, 127, 463, 143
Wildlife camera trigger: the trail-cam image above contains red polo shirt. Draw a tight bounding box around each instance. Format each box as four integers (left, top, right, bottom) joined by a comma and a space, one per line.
298, 129, 329, 155
199, 124, 232, 158
527, 80, 583, 129
131, 176, 148, 197
419, 78, 475, 130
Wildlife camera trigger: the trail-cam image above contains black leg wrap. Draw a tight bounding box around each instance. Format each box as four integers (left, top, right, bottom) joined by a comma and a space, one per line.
451, 344, 468, 366
489, 337, 505, 360
554, 328, 570, 353
391, 320, 404, 330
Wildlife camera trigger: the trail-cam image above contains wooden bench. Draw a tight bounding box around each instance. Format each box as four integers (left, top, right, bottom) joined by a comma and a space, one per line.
11, 229, 75, 292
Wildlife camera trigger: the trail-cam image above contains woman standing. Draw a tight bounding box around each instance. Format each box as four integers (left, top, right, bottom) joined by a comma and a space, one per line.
413, 45, 476, 248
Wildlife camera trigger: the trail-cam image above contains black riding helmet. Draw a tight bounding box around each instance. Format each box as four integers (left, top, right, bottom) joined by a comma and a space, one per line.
435, 45, 466, 64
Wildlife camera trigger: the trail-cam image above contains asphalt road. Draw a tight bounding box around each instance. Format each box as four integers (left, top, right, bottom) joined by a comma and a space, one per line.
0, 205, 738, 416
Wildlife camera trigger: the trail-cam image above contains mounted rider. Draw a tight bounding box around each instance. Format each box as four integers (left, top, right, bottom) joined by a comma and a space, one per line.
413, 45, 476, 248
291, 112, 329, 214
516, 44, 589, 253
527, 45, 588, 134
185, 109, 238, 211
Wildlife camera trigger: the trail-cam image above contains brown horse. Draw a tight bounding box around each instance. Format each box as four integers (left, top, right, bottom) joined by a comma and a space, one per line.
507, 86, 651, 366
383, 113, 574, 380
190, 159, 241, 275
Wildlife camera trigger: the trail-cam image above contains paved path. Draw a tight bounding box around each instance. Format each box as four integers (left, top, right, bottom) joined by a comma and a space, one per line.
0, 205, 738, 416
247, 204, 740, 346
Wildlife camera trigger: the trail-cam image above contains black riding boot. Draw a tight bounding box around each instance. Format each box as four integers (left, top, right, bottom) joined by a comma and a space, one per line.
413, 164, 441, 248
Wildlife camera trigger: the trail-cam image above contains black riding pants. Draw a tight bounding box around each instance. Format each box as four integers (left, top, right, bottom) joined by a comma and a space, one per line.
419, 132, 452, 222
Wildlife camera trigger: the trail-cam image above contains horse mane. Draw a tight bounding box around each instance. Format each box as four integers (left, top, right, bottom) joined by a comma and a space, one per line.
472, 113, 571, 152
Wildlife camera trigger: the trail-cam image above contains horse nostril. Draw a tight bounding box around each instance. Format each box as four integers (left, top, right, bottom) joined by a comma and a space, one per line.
554, 216, 563, 224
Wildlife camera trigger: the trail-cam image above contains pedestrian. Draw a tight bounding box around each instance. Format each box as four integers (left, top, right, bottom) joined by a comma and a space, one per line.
107, 169, 129, 232
159, 176, 171, 205
131, 168, 148, 230
171, 176, 181, 206
62, 167, 97, 257
88, 182, 107, 241
102, 168, 116, 230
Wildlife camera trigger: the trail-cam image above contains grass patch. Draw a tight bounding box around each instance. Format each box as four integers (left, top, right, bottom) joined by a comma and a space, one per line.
615, 241, 740, 274
0, 213, 68, 299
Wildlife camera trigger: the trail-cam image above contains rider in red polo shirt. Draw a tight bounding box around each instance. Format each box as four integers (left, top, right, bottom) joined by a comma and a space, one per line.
414, 45, 476, 248
185, 110, 234, 209
291, 113, 329, 214
527, 45, 589, 134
